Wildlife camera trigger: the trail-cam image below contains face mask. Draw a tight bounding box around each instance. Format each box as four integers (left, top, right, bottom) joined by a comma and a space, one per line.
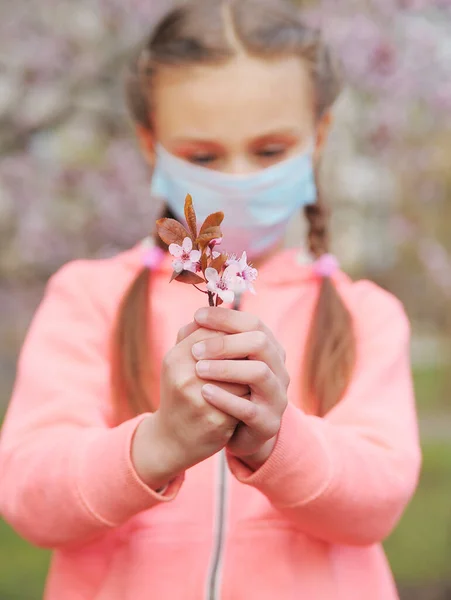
150, 143, 317, 258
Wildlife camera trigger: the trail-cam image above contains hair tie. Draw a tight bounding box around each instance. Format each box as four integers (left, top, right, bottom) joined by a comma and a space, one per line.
143, 245, 165, 270
313, 253, 339, 278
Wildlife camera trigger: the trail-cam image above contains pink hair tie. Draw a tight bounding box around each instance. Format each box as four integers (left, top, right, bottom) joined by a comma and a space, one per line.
143, 245, 165, 270
313, 253, 339, 278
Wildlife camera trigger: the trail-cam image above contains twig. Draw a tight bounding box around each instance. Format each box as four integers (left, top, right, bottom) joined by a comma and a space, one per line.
193, 284, 208, 294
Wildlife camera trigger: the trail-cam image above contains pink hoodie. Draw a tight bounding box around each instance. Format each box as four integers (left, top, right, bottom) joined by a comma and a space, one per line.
0, 245, 421, 600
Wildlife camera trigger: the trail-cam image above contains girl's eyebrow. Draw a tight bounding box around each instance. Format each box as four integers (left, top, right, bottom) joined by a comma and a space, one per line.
171, 138, 224, 151
172, 127, 305, 148
250, 127, 305, 142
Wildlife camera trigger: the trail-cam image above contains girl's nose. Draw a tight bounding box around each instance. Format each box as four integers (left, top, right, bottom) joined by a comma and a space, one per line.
222, 155, 258, 175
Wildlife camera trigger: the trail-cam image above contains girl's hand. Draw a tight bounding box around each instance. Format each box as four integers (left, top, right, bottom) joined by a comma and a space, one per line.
191, 307, 289, 471
132, 324, 249, 489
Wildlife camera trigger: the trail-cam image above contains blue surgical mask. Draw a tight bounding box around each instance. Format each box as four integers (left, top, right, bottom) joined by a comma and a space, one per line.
150, 143, 317, 258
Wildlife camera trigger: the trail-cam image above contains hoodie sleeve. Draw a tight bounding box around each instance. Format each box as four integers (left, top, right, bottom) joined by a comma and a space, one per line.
0, 262, 184, 549
227, 281, 421, 546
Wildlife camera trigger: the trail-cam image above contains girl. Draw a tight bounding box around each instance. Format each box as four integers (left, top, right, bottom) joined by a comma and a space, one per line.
0, 1, 421, 598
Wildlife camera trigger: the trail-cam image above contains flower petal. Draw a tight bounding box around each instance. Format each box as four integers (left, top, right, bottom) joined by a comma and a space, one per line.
239, 251, 248, 269
207, 280, 217, 293
172, 259, 184, 273
190, 250, 201, 262
224, 264, 240, 278
218, 289, 234, 304
205, 267, 219, 283
169, 243, 183, 258
228, 274, 246, 294
182, 237, 193, 252
183, 260, 197, 273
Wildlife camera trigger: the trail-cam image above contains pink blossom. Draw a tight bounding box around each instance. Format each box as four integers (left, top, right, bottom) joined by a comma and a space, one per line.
206, 238, 222, 259
206, 247, 221, 259
226, 252, 258, 294
169, 237, 201, 273
205, 267, 235, 304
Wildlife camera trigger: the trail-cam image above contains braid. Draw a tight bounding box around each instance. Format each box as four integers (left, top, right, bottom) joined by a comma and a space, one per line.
110, 204, 173, 422
304, 164, 330, 258
302, 169, 356, 416
304, 203, 330, 258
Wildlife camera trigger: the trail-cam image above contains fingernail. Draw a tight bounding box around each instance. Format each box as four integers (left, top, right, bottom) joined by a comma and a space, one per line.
195, 308, 209, 323
192, 342, 206, 359
202, 384, 215, 399
196, 361, 210, 376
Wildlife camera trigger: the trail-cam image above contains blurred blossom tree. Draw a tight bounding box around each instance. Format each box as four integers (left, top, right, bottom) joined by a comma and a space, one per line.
0, 0, 450, 356
311, 0, 451, 331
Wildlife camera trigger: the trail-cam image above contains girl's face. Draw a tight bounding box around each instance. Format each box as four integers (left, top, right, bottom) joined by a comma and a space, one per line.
150, 54, 317, 175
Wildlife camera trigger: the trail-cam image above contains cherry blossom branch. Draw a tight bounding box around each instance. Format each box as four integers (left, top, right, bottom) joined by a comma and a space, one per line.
155, 194, 258, 307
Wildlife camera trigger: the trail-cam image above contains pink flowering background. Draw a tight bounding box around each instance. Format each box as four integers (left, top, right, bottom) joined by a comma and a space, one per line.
0, 0, 451, 597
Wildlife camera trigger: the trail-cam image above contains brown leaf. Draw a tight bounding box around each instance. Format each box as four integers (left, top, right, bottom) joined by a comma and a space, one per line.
210, 253, 228, 273
200, 252, 208, 273
156, 218, 190, 247
196, 226, 223, 250
175, 271, 205, 285
216, 296, 224, 307
184, 194, 198, 240
199, 212, 224, 236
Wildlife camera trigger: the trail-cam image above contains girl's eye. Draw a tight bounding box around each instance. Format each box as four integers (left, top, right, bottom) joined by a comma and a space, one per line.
187, 154, 218, 166
256, 146, 287, 160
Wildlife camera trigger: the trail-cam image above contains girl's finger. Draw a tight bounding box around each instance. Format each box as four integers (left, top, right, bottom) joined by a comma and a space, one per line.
192, 331, 289, 388
196, 359, 280, 399
178, 325, 223, 348
194, 307, 286, 362
201, 384, 278, 439
210, 382, 250, 398
175, 327, 251, 397
176, 321, 199, 344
